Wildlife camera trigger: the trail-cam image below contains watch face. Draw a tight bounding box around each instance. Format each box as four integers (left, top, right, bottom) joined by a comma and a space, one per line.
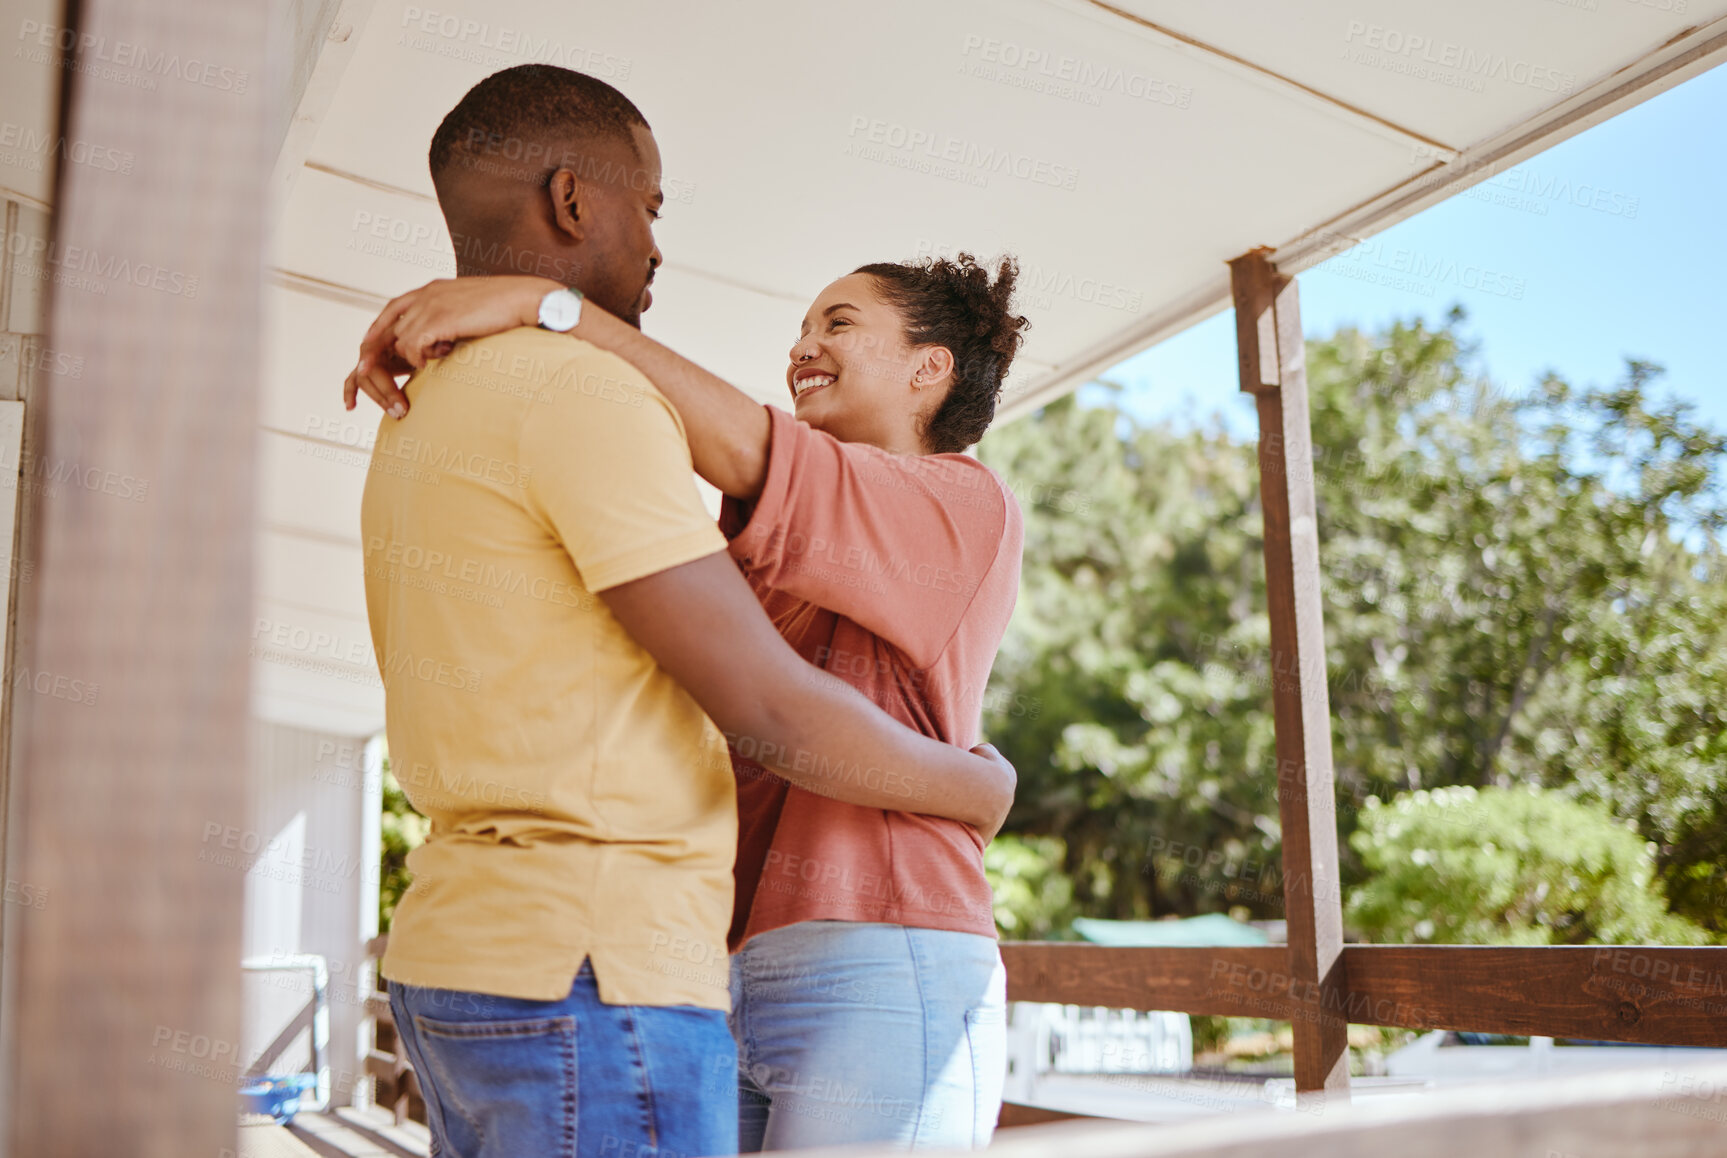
540, 290, 582, 332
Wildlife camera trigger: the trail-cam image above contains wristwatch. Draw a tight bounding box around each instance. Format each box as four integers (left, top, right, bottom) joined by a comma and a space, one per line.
537, 286, 584, 332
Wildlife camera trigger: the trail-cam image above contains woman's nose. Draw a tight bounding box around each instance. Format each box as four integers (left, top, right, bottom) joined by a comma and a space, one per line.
789, 335, 819, 364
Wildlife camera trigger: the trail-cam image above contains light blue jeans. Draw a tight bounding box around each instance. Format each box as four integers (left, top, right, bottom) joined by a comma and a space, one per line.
729, 921, 1008, 1151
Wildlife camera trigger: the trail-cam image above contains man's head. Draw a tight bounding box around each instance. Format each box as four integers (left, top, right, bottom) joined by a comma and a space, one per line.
430, 65, 663, 325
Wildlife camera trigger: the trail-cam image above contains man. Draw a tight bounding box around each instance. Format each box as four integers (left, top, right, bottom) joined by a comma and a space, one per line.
359, 65, 1012, 1158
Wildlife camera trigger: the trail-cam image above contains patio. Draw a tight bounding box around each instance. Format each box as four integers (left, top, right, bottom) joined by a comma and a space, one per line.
2, 0, 1726, 1153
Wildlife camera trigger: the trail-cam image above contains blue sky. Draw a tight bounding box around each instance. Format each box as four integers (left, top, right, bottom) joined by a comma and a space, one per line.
1100, 62, 1727, 443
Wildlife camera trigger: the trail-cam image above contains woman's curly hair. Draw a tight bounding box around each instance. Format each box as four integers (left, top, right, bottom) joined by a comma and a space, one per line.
853, 252, 1030, 454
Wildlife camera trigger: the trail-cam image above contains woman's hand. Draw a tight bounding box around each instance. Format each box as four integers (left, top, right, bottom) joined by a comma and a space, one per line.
343, 275, 562, 418
968, 742, 1017, 842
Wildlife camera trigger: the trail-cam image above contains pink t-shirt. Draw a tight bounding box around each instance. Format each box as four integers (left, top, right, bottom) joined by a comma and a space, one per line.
721, 405, 1024, 950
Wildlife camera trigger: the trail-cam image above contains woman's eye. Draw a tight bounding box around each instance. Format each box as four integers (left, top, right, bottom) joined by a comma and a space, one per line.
829, 317, 851, 329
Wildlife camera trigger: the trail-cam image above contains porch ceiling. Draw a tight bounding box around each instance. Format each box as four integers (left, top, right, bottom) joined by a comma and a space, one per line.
257, 0, 1727, 735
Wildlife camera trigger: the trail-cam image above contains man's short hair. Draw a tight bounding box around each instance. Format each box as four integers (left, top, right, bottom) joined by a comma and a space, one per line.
429, 64, 649, 185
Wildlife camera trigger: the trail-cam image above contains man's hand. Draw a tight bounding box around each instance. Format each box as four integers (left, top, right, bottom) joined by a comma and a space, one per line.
343, 276, 561, 418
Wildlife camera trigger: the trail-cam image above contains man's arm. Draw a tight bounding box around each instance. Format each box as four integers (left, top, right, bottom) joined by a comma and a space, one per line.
345, 275, 771, 499
505, 328, 1011, 833
599, 550, 1015, 837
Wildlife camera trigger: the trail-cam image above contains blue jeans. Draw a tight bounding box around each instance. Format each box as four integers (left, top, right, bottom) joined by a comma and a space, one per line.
389, 962, 736, 1158
729, 921, 1007, 1151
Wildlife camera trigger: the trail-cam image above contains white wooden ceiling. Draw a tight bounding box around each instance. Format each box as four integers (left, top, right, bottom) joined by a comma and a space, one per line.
257, 0, 1727, 736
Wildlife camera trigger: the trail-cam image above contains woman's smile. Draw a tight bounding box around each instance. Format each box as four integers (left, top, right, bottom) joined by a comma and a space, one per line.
791, 367, 837, 400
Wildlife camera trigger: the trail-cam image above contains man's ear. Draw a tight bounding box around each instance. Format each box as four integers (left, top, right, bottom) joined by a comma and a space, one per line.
912, 346, 956, 391
546, 168, 586, 244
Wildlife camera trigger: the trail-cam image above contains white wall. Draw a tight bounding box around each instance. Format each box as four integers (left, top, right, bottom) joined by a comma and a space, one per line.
240, 721, 381, 1107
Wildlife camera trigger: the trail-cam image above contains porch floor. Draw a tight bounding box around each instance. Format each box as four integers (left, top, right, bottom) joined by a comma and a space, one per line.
285, 1107, 431, 1158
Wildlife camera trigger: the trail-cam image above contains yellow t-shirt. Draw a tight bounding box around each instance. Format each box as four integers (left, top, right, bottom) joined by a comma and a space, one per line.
362, 328, 733, 1008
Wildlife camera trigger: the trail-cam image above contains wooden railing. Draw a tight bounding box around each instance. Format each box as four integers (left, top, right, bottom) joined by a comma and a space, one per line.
999, 942, 1727, 1048
362, 935, 425, 1125
362, 934, 1727, 1131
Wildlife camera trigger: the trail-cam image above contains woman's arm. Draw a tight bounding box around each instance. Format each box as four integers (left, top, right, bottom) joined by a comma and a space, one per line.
345, 275, 772, 500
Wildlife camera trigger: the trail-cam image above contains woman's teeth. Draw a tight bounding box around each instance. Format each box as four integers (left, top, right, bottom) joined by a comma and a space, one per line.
795, 373, 836, 398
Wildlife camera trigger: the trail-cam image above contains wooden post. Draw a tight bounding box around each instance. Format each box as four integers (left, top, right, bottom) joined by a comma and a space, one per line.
1228, 248, 1350, 1102
2, 1, 267, 1153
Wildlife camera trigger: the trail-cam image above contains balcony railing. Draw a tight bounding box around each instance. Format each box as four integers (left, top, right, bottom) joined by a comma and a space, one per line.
360, 932, 1727, 1136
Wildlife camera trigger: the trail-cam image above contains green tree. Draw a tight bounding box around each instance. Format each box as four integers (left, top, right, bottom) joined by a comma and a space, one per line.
977, 313, 1726, 940
1346, 785, 1709, 945
379, 757, 427, 932
983, 835, 1079, 940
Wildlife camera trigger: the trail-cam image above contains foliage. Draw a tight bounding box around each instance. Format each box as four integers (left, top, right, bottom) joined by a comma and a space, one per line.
977, 313, 1726, 941
379, 757, 427, 932
1345, 785, 1710, 945
983, 835, 1079, 940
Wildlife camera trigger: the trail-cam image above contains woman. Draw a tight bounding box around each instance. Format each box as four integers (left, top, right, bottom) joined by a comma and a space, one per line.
347, 252, 1029, 1150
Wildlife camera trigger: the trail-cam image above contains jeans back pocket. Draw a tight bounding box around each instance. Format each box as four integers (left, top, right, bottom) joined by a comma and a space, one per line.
414, 1015, 578, 1158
